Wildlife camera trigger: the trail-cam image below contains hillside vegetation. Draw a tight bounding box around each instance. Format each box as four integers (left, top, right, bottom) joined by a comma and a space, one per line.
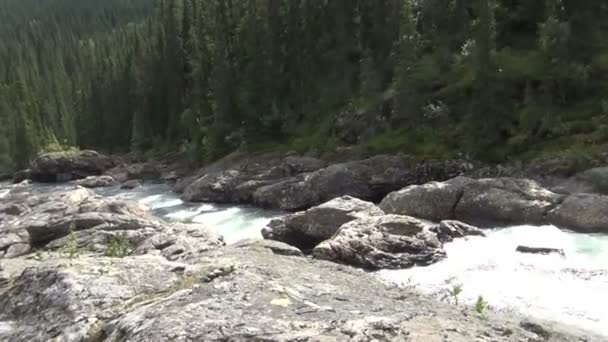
1, 0, 608, 172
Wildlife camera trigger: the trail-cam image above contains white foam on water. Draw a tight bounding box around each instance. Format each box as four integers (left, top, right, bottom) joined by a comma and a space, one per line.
138, 194, 183, 210
379, 225, 608, 336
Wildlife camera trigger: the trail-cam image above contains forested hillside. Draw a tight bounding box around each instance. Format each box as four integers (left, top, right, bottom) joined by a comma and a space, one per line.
2, 0, 608, 173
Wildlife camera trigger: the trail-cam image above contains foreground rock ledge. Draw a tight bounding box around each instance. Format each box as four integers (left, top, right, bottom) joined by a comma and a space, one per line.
0, 241, 599, 341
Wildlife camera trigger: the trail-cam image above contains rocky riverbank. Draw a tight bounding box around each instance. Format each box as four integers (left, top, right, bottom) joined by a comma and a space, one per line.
0, 183, 602, 341
3, 149, 608, 340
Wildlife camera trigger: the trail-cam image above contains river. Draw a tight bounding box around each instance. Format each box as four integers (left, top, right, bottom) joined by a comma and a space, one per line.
2, 182, 607, 336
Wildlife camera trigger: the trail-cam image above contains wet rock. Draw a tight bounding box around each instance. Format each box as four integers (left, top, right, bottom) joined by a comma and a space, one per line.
547, 193, 608, 233
121, 179, 142, 190
29, 150, 114, 183
181, 170, 243, 203
11, 169, 31, 184
262, 196, 384, 250
430, 220, 486, 243
313, 215, 445, 269
75, 175, 116, 188
516, 245, 565, 256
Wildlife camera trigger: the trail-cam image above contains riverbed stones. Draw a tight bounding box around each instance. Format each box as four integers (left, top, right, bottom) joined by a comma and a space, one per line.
312, 215, 445, 269
262, 196, 384, 250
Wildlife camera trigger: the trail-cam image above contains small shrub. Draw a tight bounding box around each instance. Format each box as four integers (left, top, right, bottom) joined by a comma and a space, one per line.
442, 283, 463, 306
62, 225, 80, 259
475, 295, 490, 315
105, 232, 131, 258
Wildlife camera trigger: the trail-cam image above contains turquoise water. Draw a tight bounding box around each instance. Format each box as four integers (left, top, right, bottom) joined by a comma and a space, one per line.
96, 184, 281, 244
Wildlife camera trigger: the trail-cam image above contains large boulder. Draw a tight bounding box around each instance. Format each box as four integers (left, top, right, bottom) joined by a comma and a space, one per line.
455, 178, 562, 227
313, 215, 445, 270
181, 170, 243, 203
381, 177, 564, 228
380, 177, 474, 221
262, 196, 384, 250
29, 150, 114, 182
547, 194, 608, 233
253, 155, 415, 210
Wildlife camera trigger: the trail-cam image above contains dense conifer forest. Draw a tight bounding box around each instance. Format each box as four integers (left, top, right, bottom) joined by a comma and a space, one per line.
1, 0, 608, 173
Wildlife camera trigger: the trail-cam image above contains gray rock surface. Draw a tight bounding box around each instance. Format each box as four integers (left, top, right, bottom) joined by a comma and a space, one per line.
547, 194, 608, 233
75, 175, 116, 188
313, 215, 445, 269
455, 178, 562, 227
262, 196, 384, 250
179, 152, 476, 211
381, 177, 565, 228
380, 177, 473, 221
430, 220, 486, 243
29, 150, 114, 182
0, 241, 590, 342
0, 186, 223, 259
0, 187, 602, 341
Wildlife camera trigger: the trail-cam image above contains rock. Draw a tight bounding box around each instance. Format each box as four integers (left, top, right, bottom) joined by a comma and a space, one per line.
253, 155, 414, 210
0, 255, 188, 341
232, 238, 304, 256
134, 223, 225, 261
75, 175, 116, 188
547, 194, 608, 233
313, 215, 445, 269
126, 161, 164, 180
121, 179, 142, 190
96, 242, 594, 342
29, 150, 114, 183
181, 170, 243, 203
516, 245, 565, 256
380, 177, 473, 221
381, 177, 564, 228
456, 178, 563, 227
12, 169, 31, 184
262, 196, 384, 250
0, 186, 222, 259
0, 234, 599, 341
430, 220, 486, 243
